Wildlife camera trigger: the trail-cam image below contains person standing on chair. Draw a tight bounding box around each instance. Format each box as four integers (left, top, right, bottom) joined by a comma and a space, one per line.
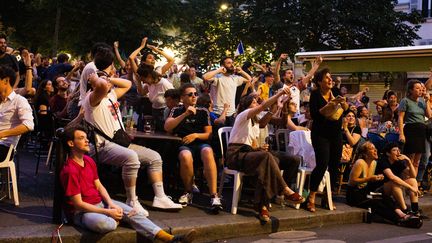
0, 65, 34, 161
306, 68, 348, 213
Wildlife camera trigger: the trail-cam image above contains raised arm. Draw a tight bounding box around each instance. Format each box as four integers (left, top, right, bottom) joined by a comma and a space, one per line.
274, 53, 288, 84
110, 76, 132, 99
203, 66, 224, 82
128, 37, 147, 74
235, 66, 252, 83
247, 86, 290, 119
66, 61, 83, 81
113, 41, 126, 69
21, 49, 35, 96
214, 103, 229, 126
301, 56, 322, 88
147, 44, 175, 75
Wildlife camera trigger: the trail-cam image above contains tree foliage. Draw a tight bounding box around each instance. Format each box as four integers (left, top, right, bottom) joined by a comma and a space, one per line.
0, 0, 424, 64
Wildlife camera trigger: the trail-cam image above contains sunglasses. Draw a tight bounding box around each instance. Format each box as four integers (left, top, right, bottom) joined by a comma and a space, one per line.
184, 92, 198, 97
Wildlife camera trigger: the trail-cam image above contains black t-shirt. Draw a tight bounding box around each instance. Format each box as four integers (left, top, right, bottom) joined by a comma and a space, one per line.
170, 106, 211, 141
310, 89, 343, 138
0, 54, 19, 72
342, 126, 361, 145
376, 158, 407, 182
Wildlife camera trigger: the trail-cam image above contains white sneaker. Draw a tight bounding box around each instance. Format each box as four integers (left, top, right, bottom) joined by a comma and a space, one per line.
178, 192, 193, 207
192, 184, 200, 194
152, 195, 183, 210
210, 196, 223, 212
126, 196, 149, 217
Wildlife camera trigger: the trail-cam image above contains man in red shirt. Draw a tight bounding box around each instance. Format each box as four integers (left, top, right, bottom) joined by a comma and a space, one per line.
60, 126, 195, 242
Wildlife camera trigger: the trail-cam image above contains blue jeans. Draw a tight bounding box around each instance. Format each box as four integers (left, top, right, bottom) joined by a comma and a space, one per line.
73, 200, 161, 238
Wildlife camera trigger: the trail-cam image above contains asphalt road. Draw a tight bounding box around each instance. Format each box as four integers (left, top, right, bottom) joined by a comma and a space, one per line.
217, 220, 432, 243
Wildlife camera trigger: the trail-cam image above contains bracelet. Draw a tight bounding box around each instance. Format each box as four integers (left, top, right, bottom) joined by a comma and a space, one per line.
26, 67, 32, 70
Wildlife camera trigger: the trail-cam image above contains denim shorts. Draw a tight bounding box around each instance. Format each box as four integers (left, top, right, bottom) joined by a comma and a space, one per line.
179, 143, 211, 163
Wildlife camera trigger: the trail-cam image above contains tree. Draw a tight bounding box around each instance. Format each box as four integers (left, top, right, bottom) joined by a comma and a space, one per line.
1, 0, 181, 57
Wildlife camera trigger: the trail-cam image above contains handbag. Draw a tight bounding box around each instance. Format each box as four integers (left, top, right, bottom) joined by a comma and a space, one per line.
328, 104, 344, 121
341, 126, 356, 163
341, 144, 354, 163
108, 99, 131, 147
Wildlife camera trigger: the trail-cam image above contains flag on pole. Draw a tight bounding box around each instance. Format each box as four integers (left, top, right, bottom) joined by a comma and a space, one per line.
234, 41, 244, 57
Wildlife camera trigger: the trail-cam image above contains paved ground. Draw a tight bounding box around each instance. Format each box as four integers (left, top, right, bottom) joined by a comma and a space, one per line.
0, 149, 431, 242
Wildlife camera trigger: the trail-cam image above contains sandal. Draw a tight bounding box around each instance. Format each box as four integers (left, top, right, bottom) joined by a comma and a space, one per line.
307, 199, 316, 213
285, 192, 306, 204
258, 207, 270, 222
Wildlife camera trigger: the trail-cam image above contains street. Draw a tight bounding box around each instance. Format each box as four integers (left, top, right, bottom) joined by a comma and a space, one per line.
218, 220, 432, 243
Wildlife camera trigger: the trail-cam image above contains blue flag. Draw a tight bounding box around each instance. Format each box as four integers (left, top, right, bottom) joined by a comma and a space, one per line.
234, 41, 244, 56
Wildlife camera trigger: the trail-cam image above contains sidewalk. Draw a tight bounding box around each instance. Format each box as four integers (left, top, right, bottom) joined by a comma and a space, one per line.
0, 151, 431, 243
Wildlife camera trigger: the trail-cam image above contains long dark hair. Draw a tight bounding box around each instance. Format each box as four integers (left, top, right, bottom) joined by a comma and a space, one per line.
237, 94, 258, 124
34, 79, 52, 105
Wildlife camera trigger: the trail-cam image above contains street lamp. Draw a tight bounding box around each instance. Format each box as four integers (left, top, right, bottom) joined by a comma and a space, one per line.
220, 3, 228, 11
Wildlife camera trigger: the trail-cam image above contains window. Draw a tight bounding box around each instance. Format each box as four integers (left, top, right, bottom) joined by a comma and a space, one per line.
411, 0, 418, 10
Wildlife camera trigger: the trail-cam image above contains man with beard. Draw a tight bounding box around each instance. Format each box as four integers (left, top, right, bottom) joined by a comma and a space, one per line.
274, 54, 322, 119
203, 57, 251, 126
0, 34, 20, 89
50, 76, 70, 115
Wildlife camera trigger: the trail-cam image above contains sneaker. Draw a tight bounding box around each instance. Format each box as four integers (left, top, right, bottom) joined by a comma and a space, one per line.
192, 184, 200, 194
178, 192, 193, 207
171, 229, 197, 243
153, 196, 183, 210
126, 196, 149, 217
210, 196, 223, 213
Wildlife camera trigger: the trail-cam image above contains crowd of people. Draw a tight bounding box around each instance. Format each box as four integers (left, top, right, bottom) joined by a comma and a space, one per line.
1, 32, 432, 241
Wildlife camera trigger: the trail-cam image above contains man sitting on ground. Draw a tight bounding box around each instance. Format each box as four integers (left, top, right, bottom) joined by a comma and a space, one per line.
164, 83, 222, 212
60, 126, 196, 242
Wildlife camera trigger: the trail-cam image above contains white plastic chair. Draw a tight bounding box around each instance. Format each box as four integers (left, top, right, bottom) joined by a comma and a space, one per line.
278, 129, 333, 210
0, 145, 19, 206
217, 126, 245, 215
295, 168, 333, 210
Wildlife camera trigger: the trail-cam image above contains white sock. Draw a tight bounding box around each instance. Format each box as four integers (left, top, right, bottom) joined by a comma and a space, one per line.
125, 186, 137, 201
152, 182, 165, 198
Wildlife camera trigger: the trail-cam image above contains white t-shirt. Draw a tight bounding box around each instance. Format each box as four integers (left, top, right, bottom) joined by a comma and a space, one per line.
146, 78, 174, 109
83, 89, 123, 144
210, 74, 243, 116
191, 76, 205, 92
283, 83, 300, 117
228, 108, 260, 146
78, 62, 97, 106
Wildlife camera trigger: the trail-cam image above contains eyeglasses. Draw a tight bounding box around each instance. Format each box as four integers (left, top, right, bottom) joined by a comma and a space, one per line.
184, 92, 198, 97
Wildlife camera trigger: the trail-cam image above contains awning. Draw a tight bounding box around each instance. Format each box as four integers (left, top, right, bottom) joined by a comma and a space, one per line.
295, 45, 432, 72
